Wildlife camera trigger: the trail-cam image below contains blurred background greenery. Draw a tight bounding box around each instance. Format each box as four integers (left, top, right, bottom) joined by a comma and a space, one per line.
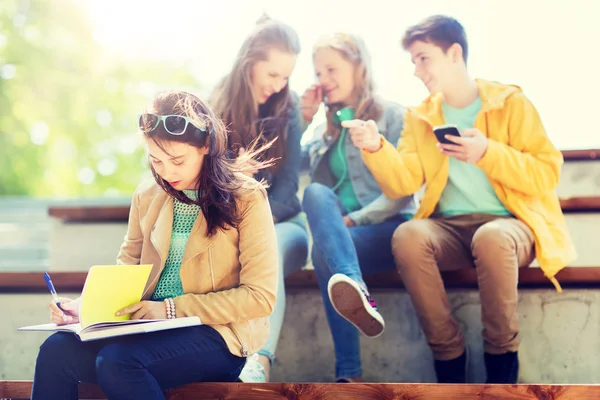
2, 0, 599, 198
0, 0, 199, 197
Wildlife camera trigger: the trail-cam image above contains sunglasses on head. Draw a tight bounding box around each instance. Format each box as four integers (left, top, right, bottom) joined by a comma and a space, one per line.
138, 113, 208, 136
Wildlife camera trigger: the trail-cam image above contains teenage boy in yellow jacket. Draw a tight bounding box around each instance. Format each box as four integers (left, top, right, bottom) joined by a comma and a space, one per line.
341, 15, 576, 384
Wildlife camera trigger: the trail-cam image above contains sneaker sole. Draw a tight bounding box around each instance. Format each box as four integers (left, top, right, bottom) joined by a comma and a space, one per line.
328, 279, 384, 338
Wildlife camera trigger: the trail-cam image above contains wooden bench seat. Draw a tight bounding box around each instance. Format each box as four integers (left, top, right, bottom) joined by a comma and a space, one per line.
2, 380, 600, 400
2, 266, 600, 293
47, 195, 600, 223
562, 148, 600, 161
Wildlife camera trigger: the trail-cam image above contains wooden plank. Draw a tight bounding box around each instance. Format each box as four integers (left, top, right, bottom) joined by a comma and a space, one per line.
47, 196, 600, 222
0, 381, 105, 399
2, 381, 600, 400
562, 149, 600, 161
48, 206, 130, 222
0, 271, 88, 292
560, 196, 600, 213
2, 267, 600, 293
284, 267, 600, 290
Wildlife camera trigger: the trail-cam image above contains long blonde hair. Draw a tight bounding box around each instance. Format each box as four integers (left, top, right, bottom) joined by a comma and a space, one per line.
212, 18, 300, 171
313, 33, 383, 141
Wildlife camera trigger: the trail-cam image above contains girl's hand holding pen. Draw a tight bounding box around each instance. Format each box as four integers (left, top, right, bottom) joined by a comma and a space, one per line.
49, 297, 80, 325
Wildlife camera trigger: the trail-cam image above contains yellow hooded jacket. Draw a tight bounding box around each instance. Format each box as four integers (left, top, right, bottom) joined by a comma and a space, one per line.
362, 79, 576, 291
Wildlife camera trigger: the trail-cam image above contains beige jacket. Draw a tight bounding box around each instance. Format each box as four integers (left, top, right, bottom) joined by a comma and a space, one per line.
117, 180, 279, 357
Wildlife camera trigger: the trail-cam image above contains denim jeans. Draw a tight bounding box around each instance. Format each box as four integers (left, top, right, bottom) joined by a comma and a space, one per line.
303, 182, 408, 378
31, 325, 245, 400
258, 220, 309, 363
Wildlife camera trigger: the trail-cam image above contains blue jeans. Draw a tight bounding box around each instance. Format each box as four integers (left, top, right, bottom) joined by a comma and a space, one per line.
258, 220, 309, 363
32, 325, 245, 400
303, 183, 408, 378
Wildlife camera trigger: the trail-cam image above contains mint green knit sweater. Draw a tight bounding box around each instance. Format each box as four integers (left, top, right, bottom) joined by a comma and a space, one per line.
151, 190, 200, 301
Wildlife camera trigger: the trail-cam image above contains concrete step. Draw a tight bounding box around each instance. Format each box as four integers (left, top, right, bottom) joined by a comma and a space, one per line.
1, 157, 599, 273
38, 210, 600, 272
4, 287, 600, 383
559, 160, 600, 197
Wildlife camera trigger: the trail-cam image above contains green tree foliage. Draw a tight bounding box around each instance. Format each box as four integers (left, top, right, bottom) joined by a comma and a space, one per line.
0, 0, 199, 197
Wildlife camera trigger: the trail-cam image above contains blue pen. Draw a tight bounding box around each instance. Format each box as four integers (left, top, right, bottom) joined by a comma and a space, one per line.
44, 272, 68, 322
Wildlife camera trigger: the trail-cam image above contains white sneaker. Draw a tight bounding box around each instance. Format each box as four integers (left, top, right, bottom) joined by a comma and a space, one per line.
327, 273, 385, 338
238, 353, 266, 383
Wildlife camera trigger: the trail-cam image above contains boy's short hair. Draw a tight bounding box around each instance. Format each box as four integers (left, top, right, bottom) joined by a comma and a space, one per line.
401, 15, 469, 63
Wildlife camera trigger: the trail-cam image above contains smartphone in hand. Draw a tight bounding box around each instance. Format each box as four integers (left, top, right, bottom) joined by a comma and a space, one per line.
433, 124, 461, 145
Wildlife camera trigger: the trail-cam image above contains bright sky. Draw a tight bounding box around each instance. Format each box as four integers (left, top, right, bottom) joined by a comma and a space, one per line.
82, 0, 599, 150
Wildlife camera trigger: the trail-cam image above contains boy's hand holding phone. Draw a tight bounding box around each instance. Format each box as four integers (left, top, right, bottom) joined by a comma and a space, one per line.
434, 125, 488, 164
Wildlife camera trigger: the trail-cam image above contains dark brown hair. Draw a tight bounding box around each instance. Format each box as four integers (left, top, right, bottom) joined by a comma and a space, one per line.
401, 15, 469, 63
313, 33, 383, 142
212, 18, 300, 172
143, 91, 271, 237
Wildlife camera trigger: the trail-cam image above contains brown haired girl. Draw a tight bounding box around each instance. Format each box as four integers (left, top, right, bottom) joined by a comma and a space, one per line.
32, 91, 278, 399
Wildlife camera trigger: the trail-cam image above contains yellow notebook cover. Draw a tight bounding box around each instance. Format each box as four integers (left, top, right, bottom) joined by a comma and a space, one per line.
79, 264, 152, 328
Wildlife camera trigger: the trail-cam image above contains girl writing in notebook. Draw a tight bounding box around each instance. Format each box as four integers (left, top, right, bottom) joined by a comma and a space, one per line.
32, 91, 279, 400
211, 16, 308, 382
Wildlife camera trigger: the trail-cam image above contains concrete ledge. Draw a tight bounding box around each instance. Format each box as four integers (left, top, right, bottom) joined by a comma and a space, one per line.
5, 288, 600, 383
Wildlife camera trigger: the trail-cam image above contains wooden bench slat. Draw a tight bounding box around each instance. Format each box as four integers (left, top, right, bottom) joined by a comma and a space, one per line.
562, 148, 600, 161
48, 206, 130, 222
285, 267, 600, 289
2, 380, 600, 400
559, 196, 600, 212
2, 267, 600, 293
47, 195, 600, 222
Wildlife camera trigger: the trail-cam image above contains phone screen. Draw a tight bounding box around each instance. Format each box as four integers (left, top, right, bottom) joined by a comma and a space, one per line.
433, 125, 461, 145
